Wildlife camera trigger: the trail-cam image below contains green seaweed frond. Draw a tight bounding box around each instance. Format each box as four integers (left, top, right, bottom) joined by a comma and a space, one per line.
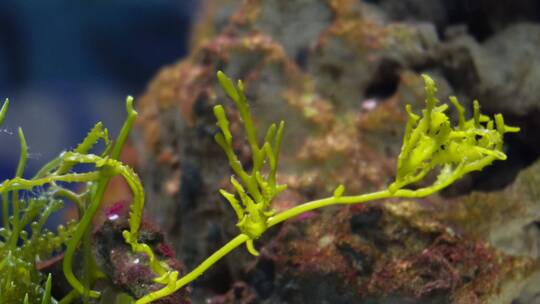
215, 71, 286, 255
0, 96, 171, 303
388, 74, 520, 195
61, 96, 170, 301
0, 98, 79, 303
0, 98, 8, 126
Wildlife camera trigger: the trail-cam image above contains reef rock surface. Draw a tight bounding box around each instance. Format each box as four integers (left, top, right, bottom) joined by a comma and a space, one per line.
134, 0, 540, 303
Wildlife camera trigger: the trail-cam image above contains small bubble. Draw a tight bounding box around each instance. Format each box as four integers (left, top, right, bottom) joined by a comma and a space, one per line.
362, 99, 378, 111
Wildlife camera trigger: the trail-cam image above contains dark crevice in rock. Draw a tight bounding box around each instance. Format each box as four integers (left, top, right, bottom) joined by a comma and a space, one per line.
350, 208, 383, 233
364, 59, 401, 100
443, 2, 495, 42
295, 46, 309, 70
198, 225, 235, 294
349, 208, 389, 250
471, 135, 540, 191
336, 243, 374, 276
178, 162, 203, 211
248, 258, 276, 299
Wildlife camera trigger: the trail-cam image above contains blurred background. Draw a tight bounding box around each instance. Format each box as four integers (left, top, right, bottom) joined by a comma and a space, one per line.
0, 0, 199, 179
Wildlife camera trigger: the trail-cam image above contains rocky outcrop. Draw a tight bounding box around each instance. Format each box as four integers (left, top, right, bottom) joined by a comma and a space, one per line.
134, 0, 540, 302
